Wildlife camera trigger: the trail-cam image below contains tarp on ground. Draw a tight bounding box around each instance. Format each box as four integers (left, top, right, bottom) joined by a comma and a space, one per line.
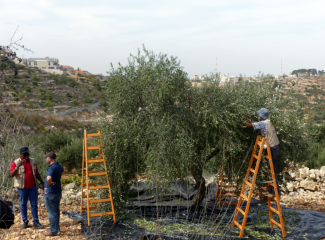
65, 180, 325, 240
0, 197, 15, 229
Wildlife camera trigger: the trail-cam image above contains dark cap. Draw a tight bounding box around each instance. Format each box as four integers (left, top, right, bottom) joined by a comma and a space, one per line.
43, 152, 56, 159
20, 147, 29, 154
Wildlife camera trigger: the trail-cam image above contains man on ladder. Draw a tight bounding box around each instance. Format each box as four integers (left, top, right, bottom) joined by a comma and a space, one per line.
243, 108, 281, 199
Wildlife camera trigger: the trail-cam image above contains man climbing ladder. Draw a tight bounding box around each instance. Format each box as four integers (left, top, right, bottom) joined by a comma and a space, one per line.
243, 108, 281, 198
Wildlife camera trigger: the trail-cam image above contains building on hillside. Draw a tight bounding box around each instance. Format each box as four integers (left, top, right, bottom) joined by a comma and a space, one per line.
92, 74, 105, 81
298, 72, 309, 77
59, 65, 74, 71
75, 70, 92, 76
21, 57, 66, 75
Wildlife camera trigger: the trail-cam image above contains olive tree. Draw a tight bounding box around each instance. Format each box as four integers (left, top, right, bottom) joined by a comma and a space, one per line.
98, 46, 306, 210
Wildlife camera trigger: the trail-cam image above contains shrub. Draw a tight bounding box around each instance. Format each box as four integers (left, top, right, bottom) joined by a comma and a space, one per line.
69, 80, 78, 87
13, 97, 19, 101
27, 68, 34, 74
18, 92, 25, 99
42, 99, 54, 107
27, 102, 34, 109
56, 138, 83, 172
84, 95, 91, 103
40, 130, 75, 153
61, 174, 81, 187
25, 85, 31, 92
66, 92, 72, 98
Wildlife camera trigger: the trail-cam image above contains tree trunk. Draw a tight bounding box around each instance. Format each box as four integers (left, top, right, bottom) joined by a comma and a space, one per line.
191, 169, 206, 206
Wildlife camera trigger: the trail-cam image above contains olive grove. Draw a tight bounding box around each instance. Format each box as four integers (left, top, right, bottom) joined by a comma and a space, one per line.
98, 47, 307, 211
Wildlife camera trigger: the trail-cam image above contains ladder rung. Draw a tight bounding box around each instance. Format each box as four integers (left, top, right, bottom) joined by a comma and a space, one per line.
89, 198, 112, 204
233, 220, 242, 230
271, 219, 282, 228
89, 185, 109, 190
86, 132, 100, 137
245, 181, 252, 188
89, 172, 107, 176
220, 202, 237, 205
83, 182, 99, 186
219, 194, 238, 197
82, 195, 95, 198
270, 207, 279, 215
89, 212, 114, 217
82, 206, 97, 210
86, 158, 105, 163
238, 207, 246, 216
87, 146, 100, 150
240, 194, 248, 202
249, 168, 256, 174
253, 154, 260, 159
218, 184, 237, 187
222, 190, 237, 193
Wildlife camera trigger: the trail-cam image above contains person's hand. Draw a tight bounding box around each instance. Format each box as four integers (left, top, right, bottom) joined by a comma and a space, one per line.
49, 182, 56, 186
246, 118, 252, 123
17, 158, 26, 168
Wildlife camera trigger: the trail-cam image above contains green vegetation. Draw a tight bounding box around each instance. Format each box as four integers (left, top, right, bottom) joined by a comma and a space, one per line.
98, 46, 306, 213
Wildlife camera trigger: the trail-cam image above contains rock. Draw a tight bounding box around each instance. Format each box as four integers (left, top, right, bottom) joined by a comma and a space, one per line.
310, 173, 316, 180
299, 167, 309, 179
300, 178, 316, 191
289, 170, 298, 180
63, 183, 77, 191
286, 182, 294, 192
295, 178, 303, 182
4, 189, 19, 200
66, 200, 72, 205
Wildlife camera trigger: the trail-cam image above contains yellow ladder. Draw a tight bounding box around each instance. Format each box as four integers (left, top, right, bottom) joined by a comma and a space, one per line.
231, 135, 286, 238
80, 129, 116, 226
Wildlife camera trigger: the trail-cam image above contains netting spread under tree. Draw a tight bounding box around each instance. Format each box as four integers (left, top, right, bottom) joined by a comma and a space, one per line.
98, 46, 306, 212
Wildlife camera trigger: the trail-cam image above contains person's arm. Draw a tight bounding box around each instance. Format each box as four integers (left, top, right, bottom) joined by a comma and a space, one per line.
9, 159, 26, 178
46, 176, 56, 186
36, 171, 45, 189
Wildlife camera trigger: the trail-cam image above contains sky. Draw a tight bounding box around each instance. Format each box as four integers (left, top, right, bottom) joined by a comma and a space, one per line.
0, 0, 325, 77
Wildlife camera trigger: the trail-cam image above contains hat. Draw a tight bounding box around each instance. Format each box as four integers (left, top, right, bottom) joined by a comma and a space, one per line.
43, 152, 56, 159
20, 147, 29, 154
256, 108, 269, 119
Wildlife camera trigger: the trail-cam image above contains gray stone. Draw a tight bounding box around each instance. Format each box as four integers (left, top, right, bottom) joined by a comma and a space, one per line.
300, 178, 316, 191
295, 178, 303, 182
286, 182, 294, 192
63, 183, 77, 191
310, 173, 316, 180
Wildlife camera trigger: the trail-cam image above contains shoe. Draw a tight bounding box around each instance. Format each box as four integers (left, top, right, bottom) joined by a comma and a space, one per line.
21, 220, 29, 229
33, 221, 45, 229
43, 232, 57, 237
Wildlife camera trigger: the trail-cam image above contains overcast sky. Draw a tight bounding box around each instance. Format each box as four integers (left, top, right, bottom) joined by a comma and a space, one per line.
1, 0, 324, 77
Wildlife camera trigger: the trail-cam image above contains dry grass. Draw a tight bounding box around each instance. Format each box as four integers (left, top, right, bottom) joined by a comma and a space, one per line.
0, 203, 85, 240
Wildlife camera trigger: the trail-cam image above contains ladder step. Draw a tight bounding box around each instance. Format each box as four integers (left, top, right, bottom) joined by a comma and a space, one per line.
219, 194, 238, 197
89, 172, 107, 176
233, 220, 242, 230
89, 185, 110, 190
249, 168, 256, 174
86, 158, 105, 163
82, 206, 97, 210
237, 207, 245, 216
271, 219, 282, 228
89, 198, 112, 204
87, 146, 100, 150
220, 202, 237, 205
82, 195, 95, 198
86, 132, 100, 137
222, 190, 237, 193
245, 181, 252, 188
270, 207, 279, 215
218, 184, 237, 187
89, 212, 114, 217
253, 154, 260, 159
240, 194, 248, 202
83, 182, 100, 186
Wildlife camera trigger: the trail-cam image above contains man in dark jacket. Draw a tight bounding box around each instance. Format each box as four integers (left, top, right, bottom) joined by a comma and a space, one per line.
43, 152, 64, 237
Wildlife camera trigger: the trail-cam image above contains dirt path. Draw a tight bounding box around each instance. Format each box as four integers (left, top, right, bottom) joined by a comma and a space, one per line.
0, 203, 85, 240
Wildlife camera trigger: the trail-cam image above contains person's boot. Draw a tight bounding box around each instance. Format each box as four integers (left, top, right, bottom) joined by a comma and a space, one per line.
33, 221, 45, 229
21, 220, 29, 229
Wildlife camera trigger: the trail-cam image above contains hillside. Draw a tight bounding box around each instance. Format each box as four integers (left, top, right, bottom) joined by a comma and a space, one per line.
0, 65, 106, 116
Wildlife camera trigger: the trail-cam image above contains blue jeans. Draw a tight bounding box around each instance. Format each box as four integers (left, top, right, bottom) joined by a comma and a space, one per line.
17, 185, 39, 224
44, 192, 62, 235
266, 145, 281, 196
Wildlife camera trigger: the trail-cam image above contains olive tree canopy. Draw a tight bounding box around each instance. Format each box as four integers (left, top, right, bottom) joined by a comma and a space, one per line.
98, 46, 306, 211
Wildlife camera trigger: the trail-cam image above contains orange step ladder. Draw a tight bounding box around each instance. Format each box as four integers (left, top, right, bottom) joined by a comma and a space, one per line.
80, 129, 116, 226
215, 164, 239, 209
231, 135, 286, 238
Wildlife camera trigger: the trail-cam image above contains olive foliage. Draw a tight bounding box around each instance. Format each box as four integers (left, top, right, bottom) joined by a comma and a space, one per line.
98, 46, 306, 212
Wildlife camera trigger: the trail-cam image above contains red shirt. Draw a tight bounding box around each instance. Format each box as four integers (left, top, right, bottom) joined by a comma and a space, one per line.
10, 158, 39, 189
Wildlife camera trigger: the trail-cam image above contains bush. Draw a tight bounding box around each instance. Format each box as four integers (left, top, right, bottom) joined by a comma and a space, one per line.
61, 174, 81, 187
69, 80, 78, 87
84, 95, 92, 103
42, 99, 54, 107
25, 85, 31, 92
27, 102, 34, 109
66, 92, 72, 98
56, 138, 83, 172
39, 130, 75, 153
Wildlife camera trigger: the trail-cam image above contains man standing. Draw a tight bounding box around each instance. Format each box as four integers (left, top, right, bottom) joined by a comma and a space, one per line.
9, 147, 45, 229
43, 152, 64, 237
243, 108, 281, 198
